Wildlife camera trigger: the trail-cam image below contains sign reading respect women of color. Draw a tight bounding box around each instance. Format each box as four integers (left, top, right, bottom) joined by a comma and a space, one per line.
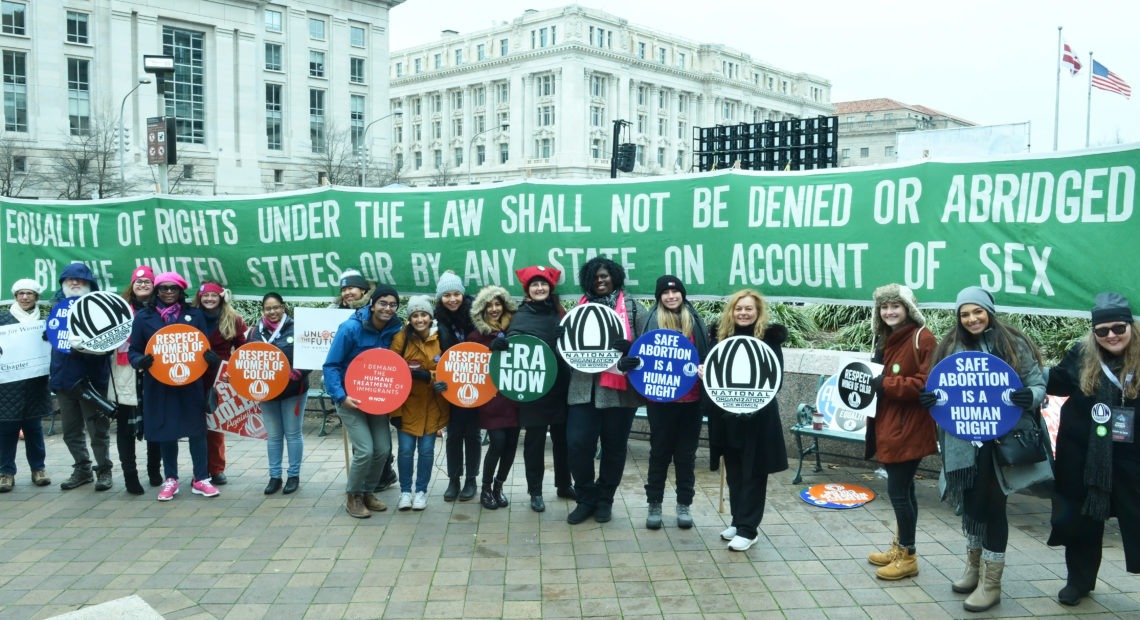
228, 342, 290, 402
5, 145, 1135, 316
436, 342, 497, 408
145, 323, 210, 386
925, 351, 1023, 441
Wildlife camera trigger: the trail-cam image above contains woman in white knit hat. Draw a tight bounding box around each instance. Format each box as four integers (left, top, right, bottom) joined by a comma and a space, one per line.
0, 278, 51, 493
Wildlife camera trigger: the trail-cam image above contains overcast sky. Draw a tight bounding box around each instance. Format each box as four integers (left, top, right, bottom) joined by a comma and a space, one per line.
389, 0, 1139, 154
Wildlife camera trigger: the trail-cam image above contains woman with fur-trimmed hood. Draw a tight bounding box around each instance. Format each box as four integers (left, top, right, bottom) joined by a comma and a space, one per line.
468, 285, 520, 509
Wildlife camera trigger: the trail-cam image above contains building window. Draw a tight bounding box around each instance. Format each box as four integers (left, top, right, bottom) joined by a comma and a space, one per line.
677, 122, 686, 139
350, 94, 365, 148
589, 27, 610, 49
476, 144, 486, 165
414, 151, 422, 169
433, 150, 442, 167
591, 138, 604, 158
433, 53, 441, 69
309, 51, 325, 78
162, 27, 206, 144
678, 94, 687, 113
265, 43, 283, 71
657, 118, 666, 136
451, 90, 463, 110
840, 148, 850, 159
637, 86, 647, 106
590, 75, 606, 98
498, 111, 509, 127
677, 52, 685, 69
393, 124, 402, 143
411, 97, 422, 115
454, 147, 463, 166
265, 9, 282, 33
431, 94, 441, 113
532, 26, 556, 49
659, 90, 667, 108
67, 58, 90, 136
310, 88, 325, 153
638, 43, 646, 59
412, 123, 421, 141
859, 147, 869, 158
476, 44, 485, 61
452, 118, 462, 136
636, 145, 645, 166
66, 11, 89, 44
499, 142, 509, 164
2, 50, 26, 132
722, 101, 736, 119
414, 58, 422, 73
500, 38, 508, 56
395, 154, 403, 171
395, 62, 403, 77
536, 75, 554, 97
474, 114, 485, 133
455, 49, 463, 65
884, 145, 895, 157
350, 57, 365, 83
496, 83, 509, 104
590, 105, 604, 127
12, 154, 25, 172
473, 87, 485, 107
658, 48, 666, 64
309, 17, 326, 41
636, 114, 646, 133
2, 1, 25, 36
657, 148, 666, 167
535, 138, 552, 158
274, 168, 284, 183
432, 120, 441, 139
537, 105, 554, 126
350, 26, 365, 48
265, 84, 282, 150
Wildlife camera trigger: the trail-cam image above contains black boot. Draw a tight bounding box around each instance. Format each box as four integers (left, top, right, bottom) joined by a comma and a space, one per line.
123, 472, 144, 496
492, 480, 509, 508
480, 484, 498, 509
443, 478, 460, 502
459, 477, 477, 502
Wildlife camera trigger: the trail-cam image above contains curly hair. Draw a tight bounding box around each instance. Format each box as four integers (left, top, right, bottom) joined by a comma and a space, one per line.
578, 256, 626, 295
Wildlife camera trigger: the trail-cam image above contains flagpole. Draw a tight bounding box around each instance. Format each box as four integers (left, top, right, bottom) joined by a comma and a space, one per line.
1086, 51, 1094, 147
1053, 26, 1062, 151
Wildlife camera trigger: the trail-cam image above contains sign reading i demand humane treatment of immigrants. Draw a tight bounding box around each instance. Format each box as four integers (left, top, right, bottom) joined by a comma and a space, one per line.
344, 347, 412, 414
436, 342, 497, 408
925, 351, 1023, 441
627, 329, 700, 402
145, 323, 210, 386
557, 303, 626, 373
489, 335, 557, 402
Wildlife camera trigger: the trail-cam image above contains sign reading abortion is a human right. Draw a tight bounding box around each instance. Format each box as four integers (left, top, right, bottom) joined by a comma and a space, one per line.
489, 335, 556, 402
627, 329, 700, 402
925, 351, 1023, 441
45, 298, 78, 353
702, 335, 782, 415
557, 303, 626, 373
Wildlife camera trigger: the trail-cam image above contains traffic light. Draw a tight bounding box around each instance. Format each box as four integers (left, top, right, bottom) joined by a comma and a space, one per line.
615, 143, 636, 173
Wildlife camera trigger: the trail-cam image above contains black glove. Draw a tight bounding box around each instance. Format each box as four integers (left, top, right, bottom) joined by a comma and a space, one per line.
918, 389, 938, 409
555, 325, 566, 339
410, 369, 432, 383
433, 381, 448, 393
136, 354, 155, 371
490, 335, 510, 352
1009, 387, 1035, 409
616, 356, 640, 372
870, 375, 884, 398
135, 419, 144, 441
204, 349, 220, 365
613, 338, 632, 354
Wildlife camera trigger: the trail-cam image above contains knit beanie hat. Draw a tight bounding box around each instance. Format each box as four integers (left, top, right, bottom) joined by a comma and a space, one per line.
198, 282, 225, 296
1091, 291, 1134, 325
955, 286, 995, 316
10, 278, 42, 296
406, 295, 434, 317
435, 270, 465, 296
654, 275, 687, 302
131, 266, 155, 284
154, 271, 189, 290
872, 283, 925, 331
339, 271, 368, 291
371, 284, 399, 304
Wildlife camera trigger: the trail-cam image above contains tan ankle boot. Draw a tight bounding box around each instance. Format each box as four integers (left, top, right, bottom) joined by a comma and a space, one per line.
868, 537, 900, 566
345, 493, 371, 519
362, 493, 387, 512
951, 547, 982, 593
876, 548, 919, 580
963, 558, 1003, 612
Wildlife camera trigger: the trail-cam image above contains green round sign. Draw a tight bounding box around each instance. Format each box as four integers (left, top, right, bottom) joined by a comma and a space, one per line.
489, 334, 557, 402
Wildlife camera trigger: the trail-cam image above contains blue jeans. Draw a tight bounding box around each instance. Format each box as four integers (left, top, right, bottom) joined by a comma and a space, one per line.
566, 404, 635, 507
397, 430, 437, 493
160, 434, 207, 481
337, 407, 391, 494
0, 418, 47, 475
261, 395, 306, 479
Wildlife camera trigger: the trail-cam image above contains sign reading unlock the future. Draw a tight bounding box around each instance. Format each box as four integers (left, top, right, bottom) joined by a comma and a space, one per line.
925, 351, 1023, 441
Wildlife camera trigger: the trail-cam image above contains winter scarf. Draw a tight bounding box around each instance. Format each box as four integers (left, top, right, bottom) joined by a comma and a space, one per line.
8, 303, 39, 323
1083, 359, 1125, 520
157, 301, 182, 325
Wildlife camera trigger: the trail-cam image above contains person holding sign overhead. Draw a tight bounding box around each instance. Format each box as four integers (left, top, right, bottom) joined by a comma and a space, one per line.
640, 276, 710, 530
128, 271, 221, 501
0, 278, 50, 493
506, 265, 574, 513
565, 256, 648, 525
863, 284, 938, 580
390, 295, 449, 512
469, 285, 520, 509
926, 286, 1045, 612
192, 281, 248, 486
247, 292, 309, 495
323, 284, 404, 518
702, 289, 788, 552
1046, 292, 1140, 607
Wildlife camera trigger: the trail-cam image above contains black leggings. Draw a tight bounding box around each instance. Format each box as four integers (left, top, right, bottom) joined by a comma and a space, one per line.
963, 443, 1009, 552
115, 404, 160, 478
446, 407, 481, 480
482, 428, 520, 485
884, 459, 921, 549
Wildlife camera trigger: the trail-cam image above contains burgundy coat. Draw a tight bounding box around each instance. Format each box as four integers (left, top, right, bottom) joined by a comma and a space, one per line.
865, 321, 939, 463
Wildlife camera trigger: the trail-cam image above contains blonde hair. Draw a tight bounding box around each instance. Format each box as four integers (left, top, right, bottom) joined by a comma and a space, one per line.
192, 288, 241, 340
655, 303, 693, 339
716, 289, 768, 341
1079, 321, 1140, 399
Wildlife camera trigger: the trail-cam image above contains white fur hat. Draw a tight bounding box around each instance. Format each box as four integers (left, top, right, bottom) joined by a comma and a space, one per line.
10, 278, 43, 296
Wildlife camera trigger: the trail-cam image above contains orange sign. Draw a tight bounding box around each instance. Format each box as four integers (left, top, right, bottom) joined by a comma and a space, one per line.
345, 348, 412, 414
145, 323, 210, 386
209, 360, 268, 440
436, 342, 497, 408
228, 342, 290, 402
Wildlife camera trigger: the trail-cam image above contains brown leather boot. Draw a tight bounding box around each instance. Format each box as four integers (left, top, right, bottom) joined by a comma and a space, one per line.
362, 493, 387, 512
876, 548, 919, 580
345, 493, 371, 519
951, 547, 982, 593
868, 537, 900, 566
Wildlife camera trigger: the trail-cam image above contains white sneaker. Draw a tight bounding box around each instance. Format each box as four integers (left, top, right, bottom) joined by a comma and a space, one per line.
412, 491, 428, 510
720, 526, 737, 541
728, 534, 759, 552
397, 492, 413, 511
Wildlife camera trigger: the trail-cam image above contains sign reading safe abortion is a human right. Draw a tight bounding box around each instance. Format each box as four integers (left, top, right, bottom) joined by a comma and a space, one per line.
925, 351, 1023, 441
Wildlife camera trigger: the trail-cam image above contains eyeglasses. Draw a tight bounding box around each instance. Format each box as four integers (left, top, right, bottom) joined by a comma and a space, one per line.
156, 285, 181, 293
133, 279, 153, 286
262, 305, 285, 313
1094, 324, 1129, 338
14, 290, 36, 297
374, 301, 399, 309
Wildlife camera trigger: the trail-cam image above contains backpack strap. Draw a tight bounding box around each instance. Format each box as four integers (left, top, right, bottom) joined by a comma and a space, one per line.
913, 325, 925, 369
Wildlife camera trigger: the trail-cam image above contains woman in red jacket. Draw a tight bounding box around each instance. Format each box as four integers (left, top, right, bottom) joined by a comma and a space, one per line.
193, 282, 247, 485
864, 284, 938, 580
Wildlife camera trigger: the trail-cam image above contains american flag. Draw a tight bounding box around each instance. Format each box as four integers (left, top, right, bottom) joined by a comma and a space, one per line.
1061, 42, 1081, 75
1091, 60, 1132, 98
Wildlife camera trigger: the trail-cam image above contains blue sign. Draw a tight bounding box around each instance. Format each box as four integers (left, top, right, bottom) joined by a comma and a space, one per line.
45, 298, 78, 353
627, 329, 700, 402
925, 351, 1023, 441
816, 374, 868, 434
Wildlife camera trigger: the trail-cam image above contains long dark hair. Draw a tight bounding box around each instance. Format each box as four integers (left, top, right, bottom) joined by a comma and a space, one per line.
932, 309, 1042, 370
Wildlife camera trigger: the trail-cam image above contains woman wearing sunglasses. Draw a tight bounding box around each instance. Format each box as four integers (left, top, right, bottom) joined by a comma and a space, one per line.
1047, 292, 1140, 607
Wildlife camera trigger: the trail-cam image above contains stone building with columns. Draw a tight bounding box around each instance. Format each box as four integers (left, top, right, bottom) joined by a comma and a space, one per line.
388, 5, 833, 185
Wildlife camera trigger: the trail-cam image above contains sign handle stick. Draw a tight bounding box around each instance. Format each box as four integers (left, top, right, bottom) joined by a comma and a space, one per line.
718, 457, 726, 514
342, 426, 351, 475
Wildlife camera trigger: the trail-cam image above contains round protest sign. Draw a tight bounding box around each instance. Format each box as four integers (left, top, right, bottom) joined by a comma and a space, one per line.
627, 329, 700, 402
925, 351, 1024, 441
799, 482, 876, 509
489, 335, 557, 402
228, 342, 290, 402
816, 374, 868, 433
836, 360, 876, 411
344, 348, 412, 415
702, 335, 782, 415
145, 323, 210, 386
46, 298, 78, 353
557, 303, 627, 373
437, 342, 497, 408
67, 291, 133, 354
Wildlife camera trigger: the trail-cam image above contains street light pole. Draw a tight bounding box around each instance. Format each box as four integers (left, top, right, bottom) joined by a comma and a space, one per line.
118, 78, 151, 188
467, 123, 509, 184
358, 109, 403, 187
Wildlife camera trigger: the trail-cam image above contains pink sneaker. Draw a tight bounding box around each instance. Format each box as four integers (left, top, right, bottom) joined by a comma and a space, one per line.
192, 479, 220, 497
157, 478, 179, 501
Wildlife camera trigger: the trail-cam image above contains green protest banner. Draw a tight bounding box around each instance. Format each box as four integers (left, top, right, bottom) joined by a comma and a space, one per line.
2, 145, 1135, 315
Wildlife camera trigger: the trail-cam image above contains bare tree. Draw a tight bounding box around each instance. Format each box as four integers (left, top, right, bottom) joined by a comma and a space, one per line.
310, 122, 359, 186
49, 116, 125, 199
429, 159, 459, 187
0, 134, 40, 197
